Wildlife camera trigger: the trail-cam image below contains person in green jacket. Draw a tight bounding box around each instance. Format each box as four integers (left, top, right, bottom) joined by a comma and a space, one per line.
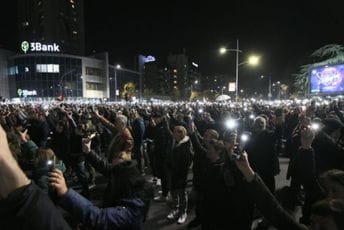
33, 148, 66, 193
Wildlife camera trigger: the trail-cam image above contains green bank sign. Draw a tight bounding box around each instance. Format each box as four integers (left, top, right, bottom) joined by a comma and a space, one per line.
21, 41, 60, 53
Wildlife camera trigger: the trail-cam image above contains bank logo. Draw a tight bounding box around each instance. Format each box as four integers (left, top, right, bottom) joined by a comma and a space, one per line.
20, 41, 60, 53
21, 41, 29, 53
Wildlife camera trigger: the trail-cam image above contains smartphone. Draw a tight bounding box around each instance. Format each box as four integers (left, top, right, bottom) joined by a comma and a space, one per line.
232, 144, 243, 160
47, 156, 56, 172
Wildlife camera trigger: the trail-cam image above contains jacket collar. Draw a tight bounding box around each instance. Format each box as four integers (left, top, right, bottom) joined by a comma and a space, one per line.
176, 136, 190, 147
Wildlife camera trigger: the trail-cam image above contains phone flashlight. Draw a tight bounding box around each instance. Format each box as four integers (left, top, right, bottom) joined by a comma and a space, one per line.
310, 123, 320, 131
249, 114, 255, 120
225, 119, 237, 129
198, 108, 204, 114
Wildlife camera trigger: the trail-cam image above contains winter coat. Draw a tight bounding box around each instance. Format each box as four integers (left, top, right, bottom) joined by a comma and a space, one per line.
189, 132, 207, 190
247, 174, 308, 230
0, 183, 71, 230
132, 117, 145, 149
86, 151, 152, 225
312, 131, 344, 174
59, 188, 144, 230
245, 129, 279, 178
201, 158, 254, 230
169, 136, 193, 190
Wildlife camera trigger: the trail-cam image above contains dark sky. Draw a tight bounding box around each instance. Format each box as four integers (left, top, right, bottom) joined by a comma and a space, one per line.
1, 0, 344, 89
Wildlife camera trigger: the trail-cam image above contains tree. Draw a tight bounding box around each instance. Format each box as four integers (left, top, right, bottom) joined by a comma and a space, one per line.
122, 82, 136, 98
293, 44, 344, 95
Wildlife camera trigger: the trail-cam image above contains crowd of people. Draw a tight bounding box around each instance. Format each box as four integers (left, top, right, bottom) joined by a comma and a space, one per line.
0, 98, 343, 230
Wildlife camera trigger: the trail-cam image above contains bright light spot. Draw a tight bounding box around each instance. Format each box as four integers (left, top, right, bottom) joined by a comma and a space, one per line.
219, 47, 227, 54
249, 114, 255, 119
198, 109, 203, 113
192, 62, 199, 67
47, 160, 53, 165
248, 55, 260, 66
311, 123, 320, 131
225, 119, 237, 129
241, 134, 249, 142
194, 80, 199, 84
116, 64, 121, 69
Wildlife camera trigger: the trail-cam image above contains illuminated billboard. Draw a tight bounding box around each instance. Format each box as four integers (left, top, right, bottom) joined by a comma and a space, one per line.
310, 64, 344, 94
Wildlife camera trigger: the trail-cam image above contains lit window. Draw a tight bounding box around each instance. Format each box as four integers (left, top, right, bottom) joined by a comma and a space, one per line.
173, 81, 177, 84
22, 21, 29, 27
9, 66, 18, 75
25, 67, 29, 72
72, 30, 78, 35
71, 4, 75, 8
36, 64, 60, 73
173, 69, 177, 73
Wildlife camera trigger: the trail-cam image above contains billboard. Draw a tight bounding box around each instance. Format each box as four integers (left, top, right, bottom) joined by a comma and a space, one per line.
310, 64, 344, 94
228, 82, 236, 92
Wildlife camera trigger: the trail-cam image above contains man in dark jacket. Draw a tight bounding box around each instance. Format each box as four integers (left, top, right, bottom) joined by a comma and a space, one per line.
131, 109, 146, 173
187, 118, 219, 228
245, 116, 279, 193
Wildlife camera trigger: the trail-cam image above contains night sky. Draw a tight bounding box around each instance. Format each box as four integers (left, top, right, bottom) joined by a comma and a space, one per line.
1, 0, 344, 90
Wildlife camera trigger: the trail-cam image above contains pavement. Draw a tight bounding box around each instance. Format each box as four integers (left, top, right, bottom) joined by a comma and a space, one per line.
143, 157, 292, 230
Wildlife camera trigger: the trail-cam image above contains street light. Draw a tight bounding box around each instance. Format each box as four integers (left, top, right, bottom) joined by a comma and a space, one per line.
219, 39, 260, 102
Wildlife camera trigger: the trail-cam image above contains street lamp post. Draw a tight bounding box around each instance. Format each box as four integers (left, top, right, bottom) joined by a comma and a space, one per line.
219, 39, 260, 102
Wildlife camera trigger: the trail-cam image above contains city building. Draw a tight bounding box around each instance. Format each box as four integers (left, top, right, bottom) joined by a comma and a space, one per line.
18, 0, 85, 55
0, 48, 141, 100
167, 53, 201, 99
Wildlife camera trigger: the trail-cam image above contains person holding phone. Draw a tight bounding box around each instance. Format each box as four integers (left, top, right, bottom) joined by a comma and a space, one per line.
32, 148, 66, 194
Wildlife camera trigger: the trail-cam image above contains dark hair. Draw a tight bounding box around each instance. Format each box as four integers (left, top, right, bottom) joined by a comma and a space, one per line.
104, 161, 153, 221
320, 169, 344, 187
311, 199, 344, 230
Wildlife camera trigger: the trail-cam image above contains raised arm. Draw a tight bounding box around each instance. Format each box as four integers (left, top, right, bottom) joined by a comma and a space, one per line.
234, 152, 307, 230
82, 139, 112, 177
0, 124, 71, 230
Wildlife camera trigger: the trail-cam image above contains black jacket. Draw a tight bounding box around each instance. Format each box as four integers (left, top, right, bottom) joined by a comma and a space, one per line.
86, 151, 152, 219
189, 132, 207, 190
201, 158, 254, 230
247, 174, 308, 230
0, 182, 71, 230
246, 129, 279, 178
169, 136, 193, 190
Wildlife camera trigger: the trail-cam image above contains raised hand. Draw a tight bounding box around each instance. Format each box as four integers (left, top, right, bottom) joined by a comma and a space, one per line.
18, 129, 30, 143
49, 169, 68, 196
82, 138, 92, 154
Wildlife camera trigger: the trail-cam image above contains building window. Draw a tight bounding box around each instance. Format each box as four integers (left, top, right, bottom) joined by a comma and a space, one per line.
85, 67, 103, 76
86, 82, 103, 91
9, 66, 18, 75
72, 30, 78, 35
36, 64, 60, 73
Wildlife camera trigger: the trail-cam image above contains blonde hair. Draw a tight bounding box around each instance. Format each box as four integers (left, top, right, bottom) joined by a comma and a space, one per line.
174, 126, 187, 138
